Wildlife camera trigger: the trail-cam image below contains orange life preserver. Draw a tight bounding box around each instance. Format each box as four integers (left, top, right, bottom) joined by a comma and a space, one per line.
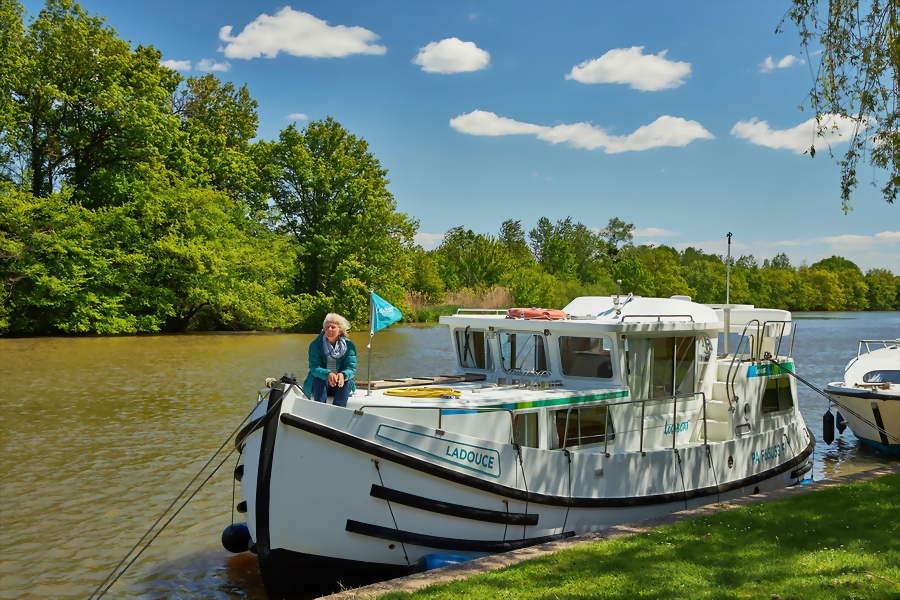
506, 307, 568, 320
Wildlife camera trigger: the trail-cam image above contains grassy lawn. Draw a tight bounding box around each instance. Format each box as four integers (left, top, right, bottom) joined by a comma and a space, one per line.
380, 474, 900, 600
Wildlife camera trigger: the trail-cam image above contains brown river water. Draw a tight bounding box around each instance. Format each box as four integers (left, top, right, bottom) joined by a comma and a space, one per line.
1, 314, 898, 599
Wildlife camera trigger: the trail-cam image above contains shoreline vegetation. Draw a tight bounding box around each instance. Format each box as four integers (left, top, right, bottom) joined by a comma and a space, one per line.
2, 2, 898, 338
376, 473, 900, 600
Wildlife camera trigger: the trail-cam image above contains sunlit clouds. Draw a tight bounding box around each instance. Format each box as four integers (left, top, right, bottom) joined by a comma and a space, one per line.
450, 110, 713, 153
565, 47, 691, 91
759, 55, 803, 73
160, 59, 191, 71
195, 58, 231, 72
218, 7, 387, 59
730, 115, 856, 153
413, 38, 490, 73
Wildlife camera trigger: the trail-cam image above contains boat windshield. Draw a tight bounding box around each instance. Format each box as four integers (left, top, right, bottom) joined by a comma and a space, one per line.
559, 336, 613, 378
863, 370, 900, 384
455, 328, 493, 370
625, 336, 696, 400
500, 332, 548, 374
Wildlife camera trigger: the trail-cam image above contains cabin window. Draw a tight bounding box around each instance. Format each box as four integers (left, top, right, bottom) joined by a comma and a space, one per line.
500, 332, 548, 373
559, 336, 614, 378
455, 328, 493, 370
862, 370, 900, 384
553, 405, 615, 449
625, 337, 696, 400
761, 377, 794, 413
513, 412, 539, 448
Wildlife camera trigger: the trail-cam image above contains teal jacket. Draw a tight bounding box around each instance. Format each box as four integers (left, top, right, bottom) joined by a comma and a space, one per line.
302, 334, 358, 398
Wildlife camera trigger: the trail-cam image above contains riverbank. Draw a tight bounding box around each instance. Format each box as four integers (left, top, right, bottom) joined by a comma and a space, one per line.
325, 466, 900, 600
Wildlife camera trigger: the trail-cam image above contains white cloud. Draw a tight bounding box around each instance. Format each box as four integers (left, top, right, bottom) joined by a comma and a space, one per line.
195, 58, 231, 72
218, 7, 387, 59
730, 114, 857, 154
413, 38, 490, 74
565, 47, 691, 91
759, 54, 803, 73
450, 110, 713, 154
450, 110, 547, 136
415, 232, 445, 250
287, 113, 308, 120
161, 59, 191, 71
822, 231, 900, 249
634, 227, 681, 237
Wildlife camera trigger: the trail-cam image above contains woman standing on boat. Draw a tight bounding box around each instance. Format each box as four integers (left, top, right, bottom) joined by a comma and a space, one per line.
302, 313, 357, 407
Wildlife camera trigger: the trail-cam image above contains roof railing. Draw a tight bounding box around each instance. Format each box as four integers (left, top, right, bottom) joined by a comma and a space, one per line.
454, 308, 507, 315
857, 339, 900, 358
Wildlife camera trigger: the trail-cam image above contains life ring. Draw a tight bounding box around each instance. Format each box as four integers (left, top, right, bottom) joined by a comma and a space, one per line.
506, 308, 568, 320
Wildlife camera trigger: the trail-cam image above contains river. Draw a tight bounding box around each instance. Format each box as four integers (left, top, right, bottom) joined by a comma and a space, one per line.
0, 312, 897, 599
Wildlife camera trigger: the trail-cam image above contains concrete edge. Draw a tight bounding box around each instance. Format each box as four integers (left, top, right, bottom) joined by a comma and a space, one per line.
322, 465, 900, 599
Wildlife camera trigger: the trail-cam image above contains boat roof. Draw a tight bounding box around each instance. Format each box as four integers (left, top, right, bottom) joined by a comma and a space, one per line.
439, 296, 791, 333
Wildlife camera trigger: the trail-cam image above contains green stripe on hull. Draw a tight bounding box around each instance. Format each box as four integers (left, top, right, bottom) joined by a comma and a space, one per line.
747, 361, 795, 378
472, 389, 629, 412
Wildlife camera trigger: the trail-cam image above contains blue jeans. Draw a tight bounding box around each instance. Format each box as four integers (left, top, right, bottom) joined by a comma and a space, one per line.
312, 377, 351, 408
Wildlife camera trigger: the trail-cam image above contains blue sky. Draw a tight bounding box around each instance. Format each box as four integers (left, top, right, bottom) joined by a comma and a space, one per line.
23, 0, 899, 271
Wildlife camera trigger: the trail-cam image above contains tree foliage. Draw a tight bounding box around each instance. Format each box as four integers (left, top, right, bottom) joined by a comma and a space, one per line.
782, 0, 899, 209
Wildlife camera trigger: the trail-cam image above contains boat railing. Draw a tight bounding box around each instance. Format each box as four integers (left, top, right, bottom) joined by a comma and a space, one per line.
353, 404, 517, 444
763, 320, 796, 359
726, 319, 761, 412
857, 339, 900, 358
560, 391, 709, 455
455, 308, 507, 315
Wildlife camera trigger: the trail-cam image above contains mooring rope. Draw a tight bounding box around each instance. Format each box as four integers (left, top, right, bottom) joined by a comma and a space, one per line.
88, 386, 284, 600
770, 357, 899, 444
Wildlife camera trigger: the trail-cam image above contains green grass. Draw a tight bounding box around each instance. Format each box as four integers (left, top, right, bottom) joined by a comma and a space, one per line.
380, 474, 900, 600
406, 305, 464, 323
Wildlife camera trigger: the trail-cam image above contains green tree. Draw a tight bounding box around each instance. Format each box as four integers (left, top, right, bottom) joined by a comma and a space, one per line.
435, 227, 513, 289
811, 256, 869, 310
258, 118, 417, 299
2, 0, 180, 206
499, 219, 535, 267
864, 268, 899, 310
1, 181, 299, 334
170, 74, 261, 205
409, 249, 444, 304
527, 217, 555, 264
762, 252, 792, 270
598, 217, 634, 260
782, 0, 898, 209
500, 268, 561, 308
637, 245, 694, 298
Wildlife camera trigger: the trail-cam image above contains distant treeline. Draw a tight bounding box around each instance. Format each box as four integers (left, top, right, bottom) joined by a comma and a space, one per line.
1, 2, 897, 336
415, 219, 899, 313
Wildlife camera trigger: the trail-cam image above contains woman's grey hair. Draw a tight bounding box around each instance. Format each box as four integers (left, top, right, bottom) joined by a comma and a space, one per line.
323, 313, 351, 337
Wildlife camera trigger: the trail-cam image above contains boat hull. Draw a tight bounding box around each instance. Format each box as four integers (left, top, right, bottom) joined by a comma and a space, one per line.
241, 387, 815, 598
825, 386, 900, 455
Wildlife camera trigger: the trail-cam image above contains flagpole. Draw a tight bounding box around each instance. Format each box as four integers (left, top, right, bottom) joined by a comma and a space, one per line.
367, 287, 374, 396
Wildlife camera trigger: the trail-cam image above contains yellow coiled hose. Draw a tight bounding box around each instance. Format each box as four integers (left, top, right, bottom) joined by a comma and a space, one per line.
383, 387, 462, 398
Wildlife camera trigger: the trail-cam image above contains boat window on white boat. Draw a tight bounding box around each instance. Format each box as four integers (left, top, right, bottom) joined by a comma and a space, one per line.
500, 332, 548, 374
761, 376, 794, 413
553, 406, 615, 449
513, 412, 539, 448
862, 370, 900, 384
624, 337, 696, 400
455, 328, 493, 370
558, 336, 614, 378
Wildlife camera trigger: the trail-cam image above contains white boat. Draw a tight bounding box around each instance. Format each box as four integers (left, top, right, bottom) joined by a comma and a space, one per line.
224, 295, 814, 598
824, 339, 900, 455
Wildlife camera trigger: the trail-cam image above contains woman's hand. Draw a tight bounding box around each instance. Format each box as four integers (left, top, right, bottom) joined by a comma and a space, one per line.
327, 372, 345, 387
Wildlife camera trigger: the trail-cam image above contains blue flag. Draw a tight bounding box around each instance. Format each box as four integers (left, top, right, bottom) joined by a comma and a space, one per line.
370, 291, 402, 335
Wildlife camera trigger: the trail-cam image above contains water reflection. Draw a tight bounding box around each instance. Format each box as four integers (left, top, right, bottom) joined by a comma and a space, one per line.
0, 314, 897, 598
